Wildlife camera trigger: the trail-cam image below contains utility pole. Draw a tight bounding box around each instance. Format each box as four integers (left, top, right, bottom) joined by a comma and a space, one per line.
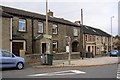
111, 16, 114, 50
81, 9, 83, 25
81, 9, 85, 59
46, 0, 48, 35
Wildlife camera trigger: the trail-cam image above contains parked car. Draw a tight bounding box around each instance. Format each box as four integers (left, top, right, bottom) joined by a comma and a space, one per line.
0, 50, 25, 70
109, 50, 120, 57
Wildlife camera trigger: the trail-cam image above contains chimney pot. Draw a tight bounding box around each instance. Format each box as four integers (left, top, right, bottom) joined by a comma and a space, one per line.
75, 21, 81, 25
48, 9, 53, 17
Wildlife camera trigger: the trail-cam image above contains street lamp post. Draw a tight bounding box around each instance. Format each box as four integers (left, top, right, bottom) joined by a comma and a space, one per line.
111, 16, 114, 50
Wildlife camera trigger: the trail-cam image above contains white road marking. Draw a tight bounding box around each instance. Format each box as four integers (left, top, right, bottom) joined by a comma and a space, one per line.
117, 64, 120, 79
28, 70, 86, 77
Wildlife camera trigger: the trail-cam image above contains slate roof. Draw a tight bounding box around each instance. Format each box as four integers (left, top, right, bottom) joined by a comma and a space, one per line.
1, 5, 79, 27
1, 5, 111, 37
0, 10, 13, 18
81, 25, 111, 37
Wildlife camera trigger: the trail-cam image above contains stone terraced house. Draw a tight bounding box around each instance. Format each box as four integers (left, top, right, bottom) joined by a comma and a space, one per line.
1, 5, 111, 59
1, 6, 81, 58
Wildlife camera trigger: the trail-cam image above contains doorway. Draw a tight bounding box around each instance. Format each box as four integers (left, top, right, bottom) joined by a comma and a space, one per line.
88, 46, 91, 52
42, 43, 47, 54
72, 41, 79, 52
12, 42, 23, 56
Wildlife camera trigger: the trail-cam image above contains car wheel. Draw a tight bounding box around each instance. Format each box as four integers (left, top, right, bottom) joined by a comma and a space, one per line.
16, 62, 24, 70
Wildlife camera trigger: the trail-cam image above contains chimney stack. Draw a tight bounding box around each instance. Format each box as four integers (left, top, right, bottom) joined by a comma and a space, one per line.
48, 9, 53, 17
75, 21, 81, 26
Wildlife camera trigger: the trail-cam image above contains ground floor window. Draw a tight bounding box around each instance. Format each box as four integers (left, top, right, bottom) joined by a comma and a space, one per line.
52, 41, 58, 52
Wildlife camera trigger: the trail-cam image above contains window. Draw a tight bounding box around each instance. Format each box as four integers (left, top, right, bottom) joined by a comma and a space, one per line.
2, 51, 12, 57
85, 35, 88, 41
92, 29, 96, 32
101, 36, 103, 43
89, 35, 92, 41
52, 41, 58, 51
105, 37, 108, 43
52, 24, 58, 34
73, 28, 78, 36
85, 26, 89, 29
93, 35, 95, 41
18, 19, 26, 32
38, 22, 43, 33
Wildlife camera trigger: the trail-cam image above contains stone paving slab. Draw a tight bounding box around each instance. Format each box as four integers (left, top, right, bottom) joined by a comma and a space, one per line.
32, 57, 119, 69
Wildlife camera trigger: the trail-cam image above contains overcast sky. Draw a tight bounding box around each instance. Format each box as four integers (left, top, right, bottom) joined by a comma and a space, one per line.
0, 0, 119, 36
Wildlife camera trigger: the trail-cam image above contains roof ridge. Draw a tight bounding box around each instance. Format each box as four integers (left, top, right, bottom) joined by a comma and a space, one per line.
1, 5, 79, 27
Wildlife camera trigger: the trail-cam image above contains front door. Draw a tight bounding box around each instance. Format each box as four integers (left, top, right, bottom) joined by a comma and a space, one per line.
42, 43, 47, 54
12, 42, 24, 56
88, 46, 91, 52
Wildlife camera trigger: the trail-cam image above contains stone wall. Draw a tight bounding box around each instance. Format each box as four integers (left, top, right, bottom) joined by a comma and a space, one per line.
2, 17, 11, 51
53, 52, 81, 60
25, 52, 81, 64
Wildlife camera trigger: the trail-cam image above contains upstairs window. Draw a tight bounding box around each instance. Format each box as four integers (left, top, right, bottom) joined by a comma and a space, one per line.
89, 35, 92, 41
38, 22, 43, 33
93, 35, 96, 41
101, 36, 103, 43
105, 37, 108, 43
18, 19, 26, 32
85, 35, 88, 41
73, 28, 78, 36
52, 24, 58, 34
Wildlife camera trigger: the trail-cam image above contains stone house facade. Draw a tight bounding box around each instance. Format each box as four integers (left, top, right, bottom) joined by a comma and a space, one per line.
1, 10, 13, 51
1, 6, 81, 56
1, 5, 111, 59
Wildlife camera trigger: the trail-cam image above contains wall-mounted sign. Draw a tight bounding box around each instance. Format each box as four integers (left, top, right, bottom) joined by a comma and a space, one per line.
66, 46, 70, 52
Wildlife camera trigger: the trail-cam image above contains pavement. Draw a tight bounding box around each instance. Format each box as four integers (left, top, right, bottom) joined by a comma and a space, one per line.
31, 56, 119, 69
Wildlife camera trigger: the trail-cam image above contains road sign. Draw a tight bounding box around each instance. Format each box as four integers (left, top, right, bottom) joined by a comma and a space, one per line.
66, 46, 70, 52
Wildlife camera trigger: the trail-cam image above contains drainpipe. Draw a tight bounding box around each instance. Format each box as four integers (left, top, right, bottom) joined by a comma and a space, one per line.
32, 18, 35, 54
10, 18, 12, 52
0, 13, 2, 49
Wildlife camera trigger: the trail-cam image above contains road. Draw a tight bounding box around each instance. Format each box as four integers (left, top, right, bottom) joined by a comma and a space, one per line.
2, 64, 118, 79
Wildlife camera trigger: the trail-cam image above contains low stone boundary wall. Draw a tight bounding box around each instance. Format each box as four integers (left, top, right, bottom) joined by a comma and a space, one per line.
24, 52, 81, 63
25, 54, 41, 64
53, 52, 81, 60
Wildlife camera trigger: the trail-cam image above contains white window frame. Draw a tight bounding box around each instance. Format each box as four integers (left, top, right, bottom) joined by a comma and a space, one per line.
52, 24, 58, 34
52, 41, 58, 51
85, 34, 88, 41
73, 27, 78, 36
38, 22, 43, 33
18, 19, 26, 32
